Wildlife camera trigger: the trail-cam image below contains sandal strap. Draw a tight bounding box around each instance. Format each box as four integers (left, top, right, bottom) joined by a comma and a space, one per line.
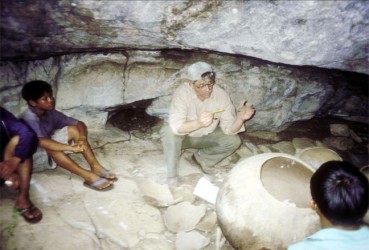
90, 178, 109, 187
16, 207, 31, 214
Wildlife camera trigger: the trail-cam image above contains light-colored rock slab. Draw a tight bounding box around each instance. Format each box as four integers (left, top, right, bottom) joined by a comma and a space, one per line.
196, 211, 217, 232
133, 237, 173, 250
138, 179, 176, 207
272, 141, 296, 155
247, 131, 280, 141
258, 144, 273, 153
164, 201, 206, 232
330, 124, 350, 137
171, 185, 196, 204
292, 137, 316, 151
175, 231, 210, 250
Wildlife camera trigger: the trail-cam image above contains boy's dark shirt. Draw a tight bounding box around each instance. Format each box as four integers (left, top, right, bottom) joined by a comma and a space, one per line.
19, 107, 78, 138
0, 107, 38, 162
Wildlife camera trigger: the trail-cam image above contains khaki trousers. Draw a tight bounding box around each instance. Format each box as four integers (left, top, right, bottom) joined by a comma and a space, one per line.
160, 123, 241, 178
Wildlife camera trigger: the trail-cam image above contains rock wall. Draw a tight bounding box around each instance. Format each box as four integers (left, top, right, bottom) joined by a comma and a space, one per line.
0, 50, 367, 132
1, 0, 368, 74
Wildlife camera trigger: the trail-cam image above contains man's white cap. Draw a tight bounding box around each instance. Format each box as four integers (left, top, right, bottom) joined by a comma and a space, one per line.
187, 62, 214, 81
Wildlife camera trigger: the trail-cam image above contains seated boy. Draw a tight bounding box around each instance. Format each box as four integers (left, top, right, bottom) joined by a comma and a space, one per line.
1, 107, 42, 223
20, 80, 117, 191
288, 161, 369, 249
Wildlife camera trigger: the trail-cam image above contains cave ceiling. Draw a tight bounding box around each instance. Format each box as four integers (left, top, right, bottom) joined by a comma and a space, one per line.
0, 0, 368, 74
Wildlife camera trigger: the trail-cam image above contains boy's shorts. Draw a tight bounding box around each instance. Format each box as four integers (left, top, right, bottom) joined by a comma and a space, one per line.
33, 126, 73, 172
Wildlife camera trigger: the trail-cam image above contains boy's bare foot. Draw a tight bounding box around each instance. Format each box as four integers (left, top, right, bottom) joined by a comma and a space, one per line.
84, 173, 113, 190
83, 178, 113, 191
92, 165, 117, 181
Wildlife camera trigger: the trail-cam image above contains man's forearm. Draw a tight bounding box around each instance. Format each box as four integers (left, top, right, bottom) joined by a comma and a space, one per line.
177, 120, 202, 134
230, 116, 245, 134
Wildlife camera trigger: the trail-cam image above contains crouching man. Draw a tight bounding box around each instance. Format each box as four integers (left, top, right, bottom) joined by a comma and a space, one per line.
161, 62, 255, 185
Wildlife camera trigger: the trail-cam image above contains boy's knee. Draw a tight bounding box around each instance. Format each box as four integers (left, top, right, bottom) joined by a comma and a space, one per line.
67, 125, 80, 140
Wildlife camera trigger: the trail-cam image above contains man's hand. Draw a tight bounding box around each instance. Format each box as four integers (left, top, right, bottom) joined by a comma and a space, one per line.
238, 102, 256, 121
198, 111, 214, 127
177, 111, 214, 133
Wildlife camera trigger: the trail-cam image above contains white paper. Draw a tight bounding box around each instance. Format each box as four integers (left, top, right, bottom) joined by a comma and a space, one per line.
193, 177, 219, 204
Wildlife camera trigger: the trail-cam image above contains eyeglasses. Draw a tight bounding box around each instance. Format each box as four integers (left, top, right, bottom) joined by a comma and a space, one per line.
194, 80, 215, 89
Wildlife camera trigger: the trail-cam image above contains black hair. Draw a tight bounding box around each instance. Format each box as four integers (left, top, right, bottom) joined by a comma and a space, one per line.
311, 161, 369, 226
21, 80, 52, 102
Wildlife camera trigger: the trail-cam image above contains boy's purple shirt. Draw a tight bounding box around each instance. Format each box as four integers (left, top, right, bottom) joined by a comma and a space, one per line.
19, 107, 78, 138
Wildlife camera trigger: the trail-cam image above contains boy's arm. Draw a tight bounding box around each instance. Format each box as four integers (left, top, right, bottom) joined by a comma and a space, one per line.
38, 137, 83, 153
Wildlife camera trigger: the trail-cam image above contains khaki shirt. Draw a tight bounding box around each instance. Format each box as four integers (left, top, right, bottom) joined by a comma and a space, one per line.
169, 82, 245, 137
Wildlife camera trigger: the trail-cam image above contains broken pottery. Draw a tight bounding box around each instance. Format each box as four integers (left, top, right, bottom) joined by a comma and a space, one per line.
164, 201, 206, 233
216, 153, 320, 250
296, 146, 342, 170
175, 231, 210, 250
138, 179, 176, 207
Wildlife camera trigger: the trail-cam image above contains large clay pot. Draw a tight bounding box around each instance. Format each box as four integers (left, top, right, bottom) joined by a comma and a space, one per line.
216, 153, 320, 250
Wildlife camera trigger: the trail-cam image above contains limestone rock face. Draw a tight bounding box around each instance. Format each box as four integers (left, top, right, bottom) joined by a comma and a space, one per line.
0, 0, 368, 74
0, 50, 367, 132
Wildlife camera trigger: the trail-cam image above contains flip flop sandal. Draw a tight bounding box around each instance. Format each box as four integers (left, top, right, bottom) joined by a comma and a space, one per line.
30, 205, 42, 217
14, 206, 43, 224
83, 178, 114, 191
99, 171, 118, 181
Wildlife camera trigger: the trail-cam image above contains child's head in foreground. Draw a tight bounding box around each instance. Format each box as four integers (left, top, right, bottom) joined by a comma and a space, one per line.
21, 80, 52, 103
311, 161, 369, 227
